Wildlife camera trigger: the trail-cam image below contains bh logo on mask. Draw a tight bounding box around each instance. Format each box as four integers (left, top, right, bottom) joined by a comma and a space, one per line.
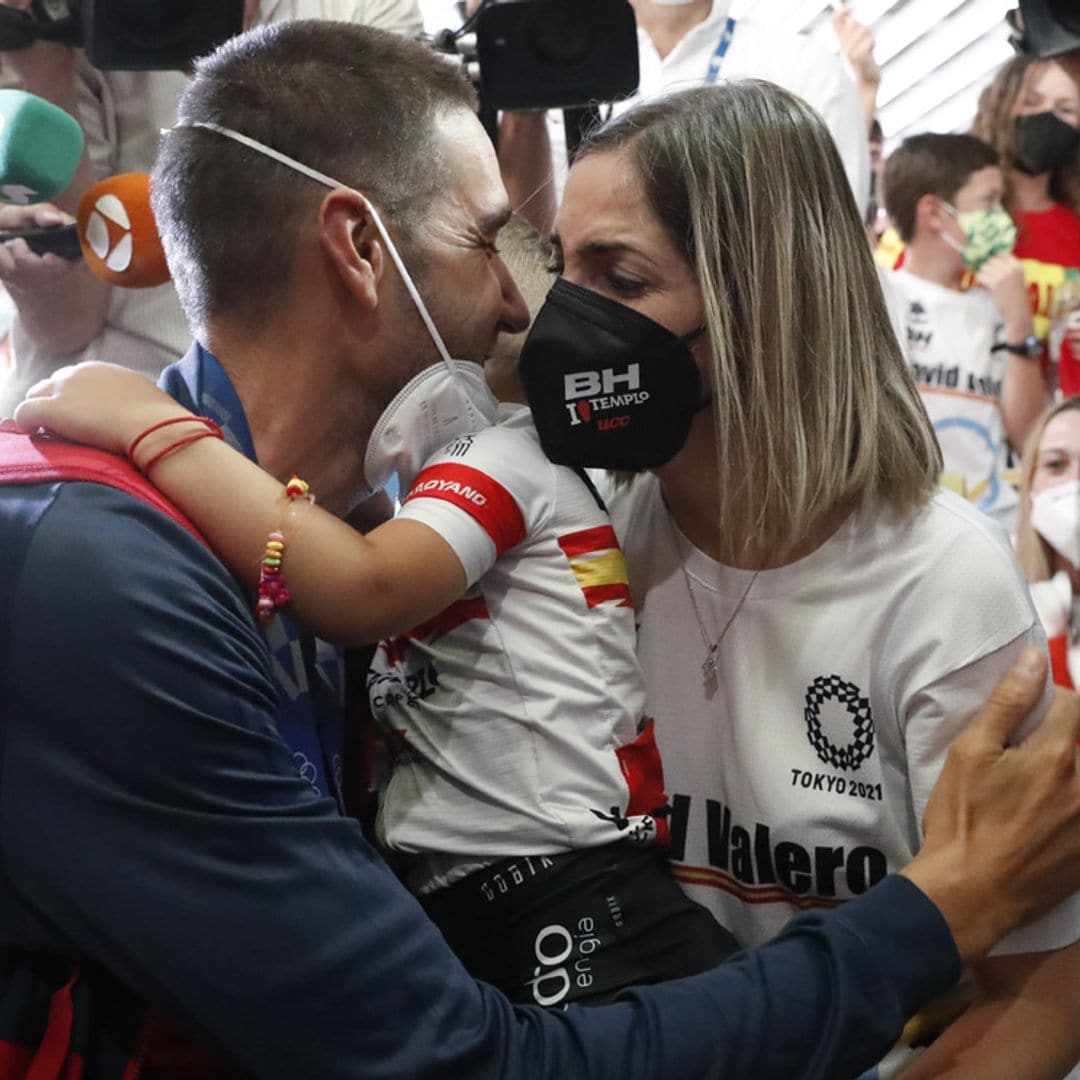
518, 277, 702, 470
563, 364, 648, 431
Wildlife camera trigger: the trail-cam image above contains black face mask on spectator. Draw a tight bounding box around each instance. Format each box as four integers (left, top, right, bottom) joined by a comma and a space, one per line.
519, 277, 704, 472
1014, 111, 1080, 174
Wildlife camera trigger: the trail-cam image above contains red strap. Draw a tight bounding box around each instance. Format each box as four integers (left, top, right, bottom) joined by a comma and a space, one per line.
0, 427, 207, 546
26, 968, 81, 1080
1048, 633, 1076, 691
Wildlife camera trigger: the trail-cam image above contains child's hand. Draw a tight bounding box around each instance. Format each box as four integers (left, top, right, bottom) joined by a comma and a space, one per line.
976, 254, 1035, 342
13, 361, 190, 455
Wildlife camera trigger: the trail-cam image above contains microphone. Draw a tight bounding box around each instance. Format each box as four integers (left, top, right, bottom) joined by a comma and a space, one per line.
0, 172, 170, 286
0, 89, 84, 205
75, 172, 170, 288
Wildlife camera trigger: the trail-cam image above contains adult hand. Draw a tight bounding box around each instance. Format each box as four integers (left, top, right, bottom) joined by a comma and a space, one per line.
832, 6, 881, 88
0, 203, 79, 297
14, 360, 187, 454
977, 253, 1035, 342
903, 648, 1080, 963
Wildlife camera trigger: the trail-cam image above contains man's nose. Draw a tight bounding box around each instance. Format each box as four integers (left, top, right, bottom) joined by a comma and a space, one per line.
495, 256, 531, 334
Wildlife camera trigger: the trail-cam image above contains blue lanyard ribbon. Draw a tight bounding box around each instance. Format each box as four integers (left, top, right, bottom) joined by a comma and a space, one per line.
704, 16, 737, 85
160, 342, 346, 810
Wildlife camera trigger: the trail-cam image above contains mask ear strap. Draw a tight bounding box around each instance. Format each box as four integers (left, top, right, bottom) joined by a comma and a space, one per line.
168, 119, 456, 369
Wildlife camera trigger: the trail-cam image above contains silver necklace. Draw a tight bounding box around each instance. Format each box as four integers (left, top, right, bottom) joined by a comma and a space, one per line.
665, 511, 760, 686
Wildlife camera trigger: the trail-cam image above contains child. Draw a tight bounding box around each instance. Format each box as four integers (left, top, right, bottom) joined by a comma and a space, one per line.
18, 332, 736, 1012
883, 132, 1048, 526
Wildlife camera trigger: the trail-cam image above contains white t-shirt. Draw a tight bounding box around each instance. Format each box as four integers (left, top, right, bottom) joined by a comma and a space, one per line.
5, 0, 423, 408
892, 269, 1017, 527
371, 407, 666, 895
548, 0, 869, 212
607, 473, 1078, 961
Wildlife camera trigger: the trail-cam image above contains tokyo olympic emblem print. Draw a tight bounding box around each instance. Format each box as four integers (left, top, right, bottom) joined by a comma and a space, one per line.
803, 675, 875, 771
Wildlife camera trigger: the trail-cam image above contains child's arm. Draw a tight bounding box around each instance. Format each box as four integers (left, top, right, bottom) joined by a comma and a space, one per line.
15, 362, 468, 644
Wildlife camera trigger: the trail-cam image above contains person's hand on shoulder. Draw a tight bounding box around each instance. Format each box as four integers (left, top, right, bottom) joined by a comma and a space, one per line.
904, 648, 1080, 962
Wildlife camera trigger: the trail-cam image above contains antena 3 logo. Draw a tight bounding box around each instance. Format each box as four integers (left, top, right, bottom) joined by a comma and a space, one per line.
84, 193, 135, 273
564, 364, 649, 429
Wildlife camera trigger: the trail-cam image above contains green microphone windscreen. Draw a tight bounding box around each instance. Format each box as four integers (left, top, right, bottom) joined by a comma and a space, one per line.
0, 89, 84, 205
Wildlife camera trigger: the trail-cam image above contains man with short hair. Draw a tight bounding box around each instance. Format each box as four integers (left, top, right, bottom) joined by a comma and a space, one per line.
0, 0, 425, 414
2, 19, 1080, 1080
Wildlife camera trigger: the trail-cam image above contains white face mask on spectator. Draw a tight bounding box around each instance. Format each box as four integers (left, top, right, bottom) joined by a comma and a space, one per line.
1031, 480, 1080, 568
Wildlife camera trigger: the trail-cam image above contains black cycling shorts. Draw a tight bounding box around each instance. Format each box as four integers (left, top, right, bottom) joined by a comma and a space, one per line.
421, 844, 739, 1008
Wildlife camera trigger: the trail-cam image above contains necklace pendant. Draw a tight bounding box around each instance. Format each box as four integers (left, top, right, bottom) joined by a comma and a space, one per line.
702, 648, 718, 681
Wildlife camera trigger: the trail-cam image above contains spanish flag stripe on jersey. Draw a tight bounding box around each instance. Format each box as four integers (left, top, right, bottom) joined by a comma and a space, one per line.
405, 462, 527, 557
581, 582, 633, 608
558, 527, 633, 608
557, 524, 620, 559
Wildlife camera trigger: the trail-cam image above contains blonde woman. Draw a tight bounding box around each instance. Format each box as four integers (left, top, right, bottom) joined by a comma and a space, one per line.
1017, 397, 1080, 689
19, 80, 1080, 1073
552, 84, 1077, 1077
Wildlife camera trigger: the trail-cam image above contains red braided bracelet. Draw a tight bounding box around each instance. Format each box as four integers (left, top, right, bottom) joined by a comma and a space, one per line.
127, 415, 223, 469
140, 428, 225, 474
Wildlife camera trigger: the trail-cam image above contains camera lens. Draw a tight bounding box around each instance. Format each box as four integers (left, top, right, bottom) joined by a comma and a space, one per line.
527, 11, 591, 66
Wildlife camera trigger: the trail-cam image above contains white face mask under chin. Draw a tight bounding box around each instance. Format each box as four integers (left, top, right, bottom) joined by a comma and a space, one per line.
364, 360, 498, 495
1031, 480, 1080, 568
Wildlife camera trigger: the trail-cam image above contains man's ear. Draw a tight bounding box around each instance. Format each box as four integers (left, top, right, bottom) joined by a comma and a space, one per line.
318, 189, 384, 312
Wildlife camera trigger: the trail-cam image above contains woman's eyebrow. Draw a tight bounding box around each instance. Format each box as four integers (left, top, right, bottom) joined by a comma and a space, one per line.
547, 234, 648, 259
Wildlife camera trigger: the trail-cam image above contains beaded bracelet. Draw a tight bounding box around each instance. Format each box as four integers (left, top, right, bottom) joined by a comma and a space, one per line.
255, 475, 314, 624
127, 415, 224, 473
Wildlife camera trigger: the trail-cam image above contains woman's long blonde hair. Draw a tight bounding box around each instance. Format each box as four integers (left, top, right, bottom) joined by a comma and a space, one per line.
581, 81, 940, 563
1016, 396, 1080, 582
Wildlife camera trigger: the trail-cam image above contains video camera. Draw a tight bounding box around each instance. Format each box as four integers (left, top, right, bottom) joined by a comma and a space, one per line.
1009, 0, 1080, 59
0, 0, 244, 70
432, 0, 638, 113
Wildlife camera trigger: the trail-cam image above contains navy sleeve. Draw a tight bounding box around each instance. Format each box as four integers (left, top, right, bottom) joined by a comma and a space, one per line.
0, 483, 961, 1080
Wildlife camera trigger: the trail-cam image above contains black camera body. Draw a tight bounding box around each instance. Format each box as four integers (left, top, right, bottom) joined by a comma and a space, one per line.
1013, 0, 1080, 59
0, 0, 244, 70
470, 0, 639, 112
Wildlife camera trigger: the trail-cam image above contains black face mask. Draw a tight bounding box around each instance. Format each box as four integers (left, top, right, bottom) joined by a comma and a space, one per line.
518, 277, 703, 471
1014, 111, 1080, 175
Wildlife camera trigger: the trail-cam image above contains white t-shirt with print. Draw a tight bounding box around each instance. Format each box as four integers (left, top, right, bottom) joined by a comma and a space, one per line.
607, 473, 1078, 960
892, 269, 1018, 527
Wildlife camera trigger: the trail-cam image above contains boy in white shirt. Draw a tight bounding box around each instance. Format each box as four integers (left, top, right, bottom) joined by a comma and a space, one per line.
884, 132, 1047, 526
